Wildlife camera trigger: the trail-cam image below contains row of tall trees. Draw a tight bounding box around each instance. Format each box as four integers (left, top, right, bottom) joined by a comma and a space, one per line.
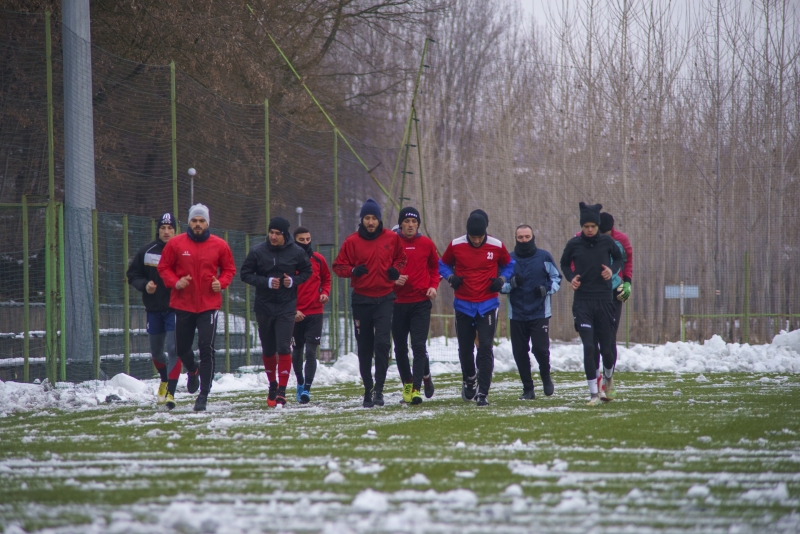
391, 0, 799, 343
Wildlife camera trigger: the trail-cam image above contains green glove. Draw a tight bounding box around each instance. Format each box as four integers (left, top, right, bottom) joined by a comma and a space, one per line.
616, 281, 631, 302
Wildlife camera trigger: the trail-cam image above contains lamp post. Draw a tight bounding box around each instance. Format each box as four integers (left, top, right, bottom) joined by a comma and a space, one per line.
188, 167, 196, 206
295, 206, 303, 227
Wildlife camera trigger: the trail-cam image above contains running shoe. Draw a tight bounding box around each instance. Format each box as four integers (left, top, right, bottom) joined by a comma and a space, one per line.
542, 375, 555, 397
601, 376, 615, 401
267, 381, 278, 407
475, 394, 489, 407
518, 389, 535, 400
300, 389, 310, 404
462, 379, 477, 402
165, 393, 176, 411
410, 388, 423, 405
363, 391, 374, 408
296, 384, 304, 403
423, 375, 435, 398
372, 387, 385, 407
157, 382, 168, 404
186, 368, 200, 394
276, 385, 287, 406
586, 394, 601, 406
402, 383, 413, 404
193, 393, 208, 412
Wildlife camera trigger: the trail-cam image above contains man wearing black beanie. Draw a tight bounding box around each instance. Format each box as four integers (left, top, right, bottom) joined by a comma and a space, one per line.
560, 202, 622, 405
241, 216, 313, 407
439, 209, 515, 407
333, 199, 407, 407
391, 207, 441, 405
127, 213, 181, 409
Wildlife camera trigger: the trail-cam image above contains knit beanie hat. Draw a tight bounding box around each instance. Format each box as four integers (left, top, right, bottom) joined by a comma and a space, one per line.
360, 198, 382, 222
579, 202, 602, 226
466, 212, 488, 236
398, 206, 421, 226
188, 204, 210, 226
470, 209, 488, 227
268, 216, 291, 241
599, 212, 615, 233
157, 212, 176, 230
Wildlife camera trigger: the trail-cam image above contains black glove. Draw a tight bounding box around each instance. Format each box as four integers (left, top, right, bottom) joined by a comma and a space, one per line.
387, 267, 400, 281
448, 275, 463, 290
510, 274, 524, 289
535, 285, 548, 298
352, 265, 369, 277
488, 277, 504, 292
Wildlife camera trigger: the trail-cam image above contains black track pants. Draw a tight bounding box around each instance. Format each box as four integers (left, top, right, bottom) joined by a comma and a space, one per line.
392, 300, 432, 391
292, 313, 322, 385
510, 318, 551, 391
352, 299, 394, 393
175, 309, 218, 394
455, 309, 497, 396
593, 298, 624, 373
257, 312, 296, 357
573, 299, 616, 381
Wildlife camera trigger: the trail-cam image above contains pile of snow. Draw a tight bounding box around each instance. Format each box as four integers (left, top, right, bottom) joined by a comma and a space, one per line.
1, 332, 798, 415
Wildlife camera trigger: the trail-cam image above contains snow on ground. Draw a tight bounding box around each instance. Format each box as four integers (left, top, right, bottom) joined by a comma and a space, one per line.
0, 332, 798, 416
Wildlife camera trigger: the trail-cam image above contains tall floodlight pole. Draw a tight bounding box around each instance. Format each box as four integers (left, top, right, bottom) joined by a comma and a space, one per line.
296, 206, 303, 227
62, 0, 96, 367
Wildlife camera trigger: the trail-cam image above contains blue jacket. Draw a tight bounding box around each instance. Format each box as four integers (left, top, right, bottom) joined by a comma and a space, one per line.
502, 248, 561, 320
610, 240, 626, 291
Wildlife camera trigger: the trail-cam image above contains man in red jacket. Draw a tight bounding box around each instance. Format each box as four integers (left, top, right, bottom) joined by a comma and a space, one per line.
333, 198, 407, 408
439, 211, 514, 406
158, 204, 236, 412
391, 207, 440, 405
292, 226, 331, 404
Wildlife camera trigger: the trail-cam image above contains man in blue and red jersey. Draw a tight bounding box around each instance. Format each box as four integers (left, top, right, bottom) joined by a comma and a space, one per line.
158, 204, 236, 412
333, 199, 407, 408
291, 226, 331, 404
391, 207, 440, 405
439, 210, 514, 406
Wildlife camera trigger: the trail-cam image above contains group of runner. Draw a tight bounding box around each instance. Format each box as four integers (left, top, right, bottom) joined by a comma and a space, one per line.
126, 199, 632, 411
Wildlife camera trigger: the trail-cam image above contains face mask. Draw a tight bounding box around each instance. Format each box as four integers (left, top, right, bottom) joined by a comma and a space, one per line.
514, 239, 537, 258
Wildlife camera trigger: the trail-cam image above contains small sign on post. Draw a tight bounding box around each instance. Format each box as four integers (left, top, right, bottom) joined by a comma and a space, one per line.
665, 283, 699, 342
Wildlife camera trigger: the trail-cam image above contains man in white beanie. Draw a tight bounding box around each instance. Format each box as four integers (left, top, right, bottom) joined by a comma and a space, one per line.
158, 204, 236, 411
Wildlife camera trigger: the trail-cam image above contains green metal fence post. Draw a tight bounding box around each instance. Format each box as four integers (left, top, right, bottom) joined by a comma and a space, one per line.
92, 209, 100, 379
58, 203, 66, 381
123, 215, 130, 374
170, 61, 179, 230
22, 196, 30, 382
743, 251, 750, 344
333, 131, 339, 357
46, 12, 54, 201
265, 99, 270, 233
625, 301, 629, 348
245, 234, 251, 366
224, 231, 230, 372
44, 202, 54, 382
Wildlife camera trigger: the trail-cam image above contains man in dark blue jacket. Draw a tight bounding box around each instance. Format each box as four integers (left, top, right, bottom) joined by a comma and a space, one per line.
502, 225, 561, 399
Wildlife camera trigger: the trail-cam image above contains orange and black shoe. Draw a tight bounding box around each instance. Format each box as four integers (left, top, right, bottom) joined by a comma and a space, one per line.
266, 381, 278, 407
276, 385, 287, 406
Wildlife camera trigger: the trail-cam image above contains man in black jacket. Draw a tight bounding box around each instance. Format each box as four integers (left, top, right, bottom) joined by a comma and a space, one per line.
127, 213, 181, 409
560, 202, 622, 406
241, 216, 312, 407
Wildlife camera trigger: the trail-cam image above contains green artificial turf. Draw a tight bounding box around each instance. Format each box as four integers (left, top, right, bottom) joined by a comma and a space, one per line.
0, 371, 798, 532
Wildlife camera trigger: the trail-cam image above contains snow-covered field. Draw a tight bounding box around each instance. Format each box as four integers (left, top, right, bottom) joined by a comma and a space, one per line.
1, 331, 799, 415
0, 332, 799, 533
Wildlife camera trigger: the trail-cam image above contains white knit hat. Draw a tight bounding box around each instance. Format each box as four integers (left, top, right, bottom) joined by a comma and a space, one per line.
188, 203, 210, 225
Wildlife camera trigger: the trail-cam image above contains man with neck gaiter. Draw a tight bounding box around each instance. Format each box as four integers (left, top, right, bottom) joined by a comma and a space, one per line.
501, 225, 561, 400
241, 217, 312, 407
439, 211, 514, 407
127, 212, 181, 409
560, 202, 622, 406
391, 207, 441, 405
290, 226, 330, 404
333, 198, 407, 408
158, 204, 236, 412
